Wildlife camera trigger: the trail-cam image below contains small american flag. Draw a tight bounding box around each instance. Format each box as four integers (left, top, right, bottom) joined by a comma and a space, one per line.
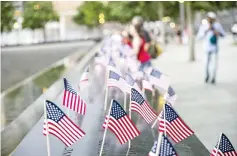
108, 57, 116, 67
107, 70, 126, 92
43, 100, 85, 147
131, 88, 157, 124
103, 100, 140, 144
142, 74, 153, 92
159, 104, 194, 143
63, 78, 86, 115
210, 133, 237, 156
164, 86, 177, 105
148, 68, 169, 91
79, 66, 89, 91
125, 73, 142, 93
149, 135, 178, 156
158, 86, 177, 120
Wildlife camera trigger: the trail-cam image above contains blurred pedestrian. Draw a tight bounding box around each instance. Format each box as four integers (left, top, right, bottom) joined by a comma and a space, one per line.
231, 22, 237, 42
129, 16, 152, 72
175, 25, 182, 44
197, 12, 225, 84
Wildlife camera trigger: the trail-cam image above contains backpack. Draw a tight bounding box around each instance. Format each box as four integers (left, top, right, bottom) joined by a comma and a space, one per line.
148, 41, 163, 59
148, 42, 158, 59
210, 35, 217, 45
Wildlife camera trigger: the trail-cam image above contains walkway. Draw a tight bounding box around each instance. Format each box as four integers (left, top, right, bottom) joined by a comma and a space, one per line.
153, 35, 237, 151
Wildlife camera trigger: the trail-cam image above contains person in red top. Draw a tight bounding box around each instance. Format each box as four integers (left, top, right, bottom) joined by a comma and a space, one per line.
129, 16, 152, 71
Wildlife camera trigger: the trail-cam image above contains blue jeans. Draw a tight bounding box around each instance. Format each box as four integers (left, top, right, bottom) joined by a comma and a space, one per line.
139, 60, 151, 72
206, 51, 218, 80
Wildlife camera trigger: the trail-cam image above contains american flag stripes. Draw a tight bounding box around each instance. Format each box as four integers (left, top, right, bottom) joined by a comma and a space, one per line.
148, 135, 178, 156
131, 88, 157, 124
103, 100, 140, 144
79, 66, 89, 91
210, 133, 237, 156
63, 78, 86, 115
43, 100, 85, 147
159, 104, 194, 143
107, 70, 126, 91
142, 74, 153, 91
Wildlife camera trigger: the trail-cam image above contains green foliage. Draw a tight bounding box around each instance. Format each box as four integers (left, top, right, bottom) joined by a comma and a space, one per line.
106, 2, 140, 23
73, 1, 235, 27
191, 1, 237, 13
22, 1, 59, 30
73, 1, 180, 26
1, 1, 16, 32
73, 1, 108, 28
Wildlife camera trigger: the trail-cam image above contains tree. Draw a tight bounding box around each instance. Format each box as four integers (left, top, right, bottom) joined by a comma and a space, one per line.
73, 1, 180, 27
22, 1, 59, 41
1, 1, 15, 32
73, 2, 109, 28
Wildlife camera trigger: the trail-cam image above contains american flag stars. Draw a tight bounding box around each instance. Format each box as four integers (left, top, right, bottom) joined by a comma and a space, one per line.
210, 133, 237, 156
46, 102, 64, 122
110, 101, 126, 119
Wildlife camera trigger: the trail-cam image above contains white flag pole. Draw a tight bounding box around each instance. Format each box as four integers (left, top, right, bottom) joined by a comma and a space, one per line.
151, 87, 155, 107
151, 91, 162, 129
164, 103, 167, 136
124, 92, 127, 110
44, 101, 51, 156
155, 104, 166, 155
156, 132, 163, 156
129, 93, 132, 120
142, 87, 145, 97
99, 100, 113, 156
126, 93, 132, 155
215, 133, 222, 156
129, 93, 132, 148
104, 68, 109, 111
151, 116, 159, 129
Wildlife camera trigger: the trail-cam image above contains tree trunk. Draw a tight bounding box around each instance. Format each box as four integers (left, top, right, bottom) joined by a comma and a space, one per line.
186, 1, 195, 61
157, 2, 165, 45
231, 8, 236, 23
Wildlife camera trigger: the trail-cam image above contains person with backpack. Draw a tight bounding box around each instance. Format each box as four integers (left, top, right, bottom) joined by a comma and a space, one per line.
197, 12, 225, 84
128, 16, 152, 72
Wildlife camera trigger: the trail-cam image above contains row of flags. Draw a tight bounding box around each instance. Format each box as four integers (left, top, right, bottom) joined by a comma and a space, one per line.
42, 36, 236, 156
95, 37, 236, 156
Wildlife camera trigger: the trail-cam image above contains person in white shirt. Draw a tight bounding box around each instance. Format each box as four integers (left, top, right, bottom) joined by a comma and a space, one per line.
231, 22, 237, 41
197, 12, 225, 84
